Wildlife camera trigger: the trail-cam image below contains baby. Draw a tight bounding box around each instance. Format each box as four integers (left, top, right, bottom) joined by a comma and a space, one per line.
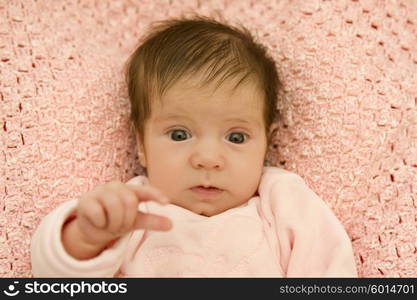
31, 16, 357, 277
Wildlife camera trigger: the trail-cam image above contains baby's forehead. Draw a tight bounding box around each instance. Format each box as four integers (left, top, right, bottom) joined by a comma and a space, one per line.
157, 72, 264, 103
151, 77, 264, 121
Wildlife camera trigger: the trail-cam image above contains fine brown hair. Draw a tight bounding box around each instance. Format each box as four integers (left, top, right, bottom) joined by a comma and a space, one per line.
125, 15, 281, 144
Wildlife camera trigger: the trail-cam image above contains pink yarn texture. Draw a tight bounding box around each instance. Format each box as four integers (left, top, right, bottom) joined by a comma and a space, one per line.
1, 0, 416, 277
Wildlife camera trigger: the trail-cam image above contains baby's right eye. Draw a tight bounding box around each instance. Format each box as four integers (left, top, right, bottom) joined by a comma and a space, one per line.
169, 129, 192, 141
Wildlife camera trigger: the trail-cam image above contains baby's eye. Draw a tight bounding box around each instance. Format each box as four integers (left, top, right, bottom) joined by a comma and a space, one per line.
226, 132, 247, 144
169, 129, 191, 141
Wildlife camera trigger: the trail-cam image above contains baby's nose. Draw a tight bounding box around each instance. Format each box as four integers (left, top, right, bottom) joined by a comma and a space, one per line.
190, 143, 225, 170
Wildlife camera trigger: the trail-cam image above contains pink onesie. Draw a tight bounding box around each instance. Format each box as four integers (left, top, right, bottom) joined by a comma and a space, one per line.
31, 166, 357, 277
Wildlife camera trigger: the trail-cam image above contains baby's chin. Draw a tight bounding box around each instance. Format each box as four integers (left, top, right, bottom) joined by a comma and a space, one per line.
171, 201, 225, 217
195, 209, 223, 218
188, 202, 244, 217
170, 192, 252, 217
197, 209, 219, 217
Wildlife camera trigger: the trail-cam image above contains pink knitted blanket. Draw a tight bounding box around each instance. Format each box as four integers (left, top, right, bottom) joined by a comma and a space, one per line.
1, 0, 416, 277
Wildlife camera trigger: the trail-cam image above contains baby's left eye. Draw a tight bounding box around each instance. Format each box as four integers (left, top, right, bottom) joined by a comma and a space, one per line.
226, 132, 247, 144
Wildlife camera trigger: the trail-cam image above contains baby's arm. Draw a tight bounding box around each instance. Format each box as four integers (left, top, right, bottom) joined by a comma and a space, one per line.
62, 182, 172, 260
259, 167, 357, 277
31, 180, 172, 277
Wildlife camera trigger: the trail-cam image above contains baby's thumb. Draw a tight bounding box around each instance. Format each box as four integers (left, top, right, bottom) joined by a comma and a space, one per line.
133, 211, 172, 231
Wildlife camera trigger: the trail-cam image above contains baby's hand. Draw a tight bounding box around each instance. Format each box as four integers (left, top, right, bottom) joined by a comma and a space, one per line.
62, 181, 172, 259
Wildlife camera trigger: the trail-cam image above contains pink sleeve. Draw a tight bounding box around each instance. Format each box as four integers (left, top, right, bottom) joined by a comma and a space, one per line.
30, 176, 147, 277
259, 167, 358, 277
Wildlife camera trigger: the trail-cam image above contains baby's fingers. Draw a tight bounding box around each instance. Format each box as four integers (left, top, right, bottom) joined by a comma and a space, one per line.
78, 196, 107, 229
125, 184, 170, 205
134, 212, 172, 231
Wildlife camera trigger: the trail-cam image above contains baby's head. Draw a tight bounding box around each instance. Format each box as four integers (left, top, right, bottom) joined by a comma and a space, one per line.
126, 16, 280, 216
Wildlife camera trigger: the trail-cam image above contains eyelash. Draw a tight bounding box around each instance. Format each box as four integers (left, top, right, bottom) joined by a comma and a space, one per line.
167, 129, 249, 144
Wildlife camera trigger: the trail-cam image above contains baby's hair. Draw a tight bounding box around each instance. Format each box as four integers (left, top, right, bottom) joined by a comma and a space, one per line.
125, 15, 281, 143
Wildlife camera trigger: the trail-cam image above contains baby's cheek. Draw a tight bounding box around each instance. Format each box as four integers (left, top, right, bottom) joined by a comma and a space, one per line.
233, 171, 261, 198
240, 163, 263, 194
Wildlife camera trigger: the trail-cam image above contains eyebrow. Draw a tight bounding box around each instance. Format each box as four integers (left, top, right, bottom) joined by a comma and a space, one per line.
154, 114, 191, 122
224, 118, 253, 125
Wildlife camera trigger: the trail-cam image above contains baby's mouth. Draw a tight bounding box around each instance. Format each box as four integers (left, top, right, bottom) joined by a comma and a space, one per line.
190, 185, 224, 197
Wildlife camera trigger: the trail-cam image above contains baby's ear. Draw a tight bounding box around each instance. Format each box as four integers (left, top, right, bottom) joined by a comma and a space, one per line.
135, 134, 147, 167
268, 123, 278, 138
267, 123, 279, 150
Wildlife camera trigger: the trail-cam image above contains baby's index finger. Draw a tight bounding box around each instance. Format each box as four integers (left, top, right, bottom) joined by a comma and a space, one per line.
125, 183, 170, 205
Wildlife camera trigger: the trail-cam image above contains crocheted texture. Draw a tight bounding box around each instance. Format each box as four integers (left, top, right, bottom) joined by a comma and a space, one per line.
1, 0, 416, 277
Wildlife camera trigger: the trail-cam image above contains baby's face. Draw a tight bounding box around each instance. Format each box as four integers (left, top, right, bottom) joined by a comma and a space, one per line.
138, 76, 268, 216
